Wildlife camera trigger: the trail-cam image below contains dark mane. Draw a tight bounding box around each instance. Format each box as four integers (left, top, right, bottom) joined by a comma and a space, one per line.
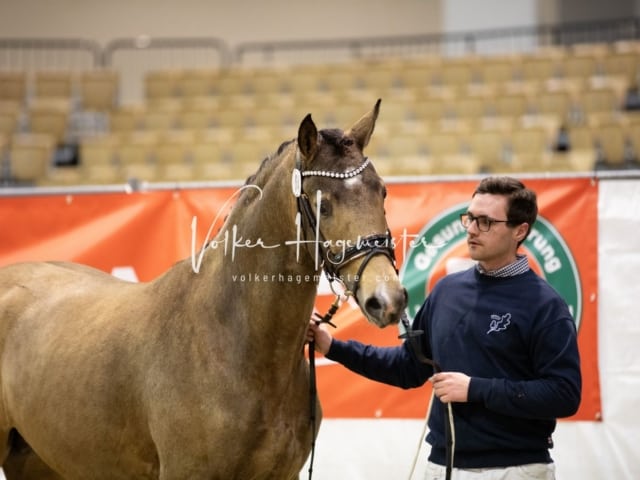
243, 138, 295, 187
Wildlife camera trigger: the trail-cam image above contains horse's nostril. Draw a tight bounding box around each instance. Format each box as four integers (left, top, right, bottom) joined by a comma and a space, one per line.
365, 296, 382, 314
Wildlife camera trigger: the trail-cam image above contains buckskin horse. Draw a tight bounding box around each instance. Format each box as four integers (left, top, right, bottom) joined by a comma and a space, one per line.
0, 100, 408, 479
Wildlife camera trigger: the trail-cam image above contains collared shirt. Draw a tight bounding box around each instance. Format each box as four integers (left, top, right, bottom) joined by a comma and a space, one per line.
476, 253, 530, 278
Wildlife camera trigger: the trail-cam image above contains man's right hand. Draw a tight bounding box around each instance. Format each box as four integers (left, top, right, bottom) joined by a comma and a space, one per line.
307, 320, 333, 355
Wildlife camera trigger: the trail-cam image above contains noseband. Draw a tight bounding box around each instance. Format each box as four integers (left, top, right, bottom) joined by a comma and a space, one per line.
292, 151, 397, 299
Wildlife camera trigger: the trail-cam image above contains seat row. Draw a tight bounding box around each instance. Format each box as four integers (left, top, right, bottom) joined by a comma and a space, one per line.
141, 42, 640, 100
0, 69, 119, 111
4, 114, 639, 187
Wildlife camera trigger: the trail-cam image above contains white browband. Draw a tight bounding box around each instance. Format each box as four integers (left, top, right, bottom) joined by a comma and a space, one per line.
301, 157, 370, 179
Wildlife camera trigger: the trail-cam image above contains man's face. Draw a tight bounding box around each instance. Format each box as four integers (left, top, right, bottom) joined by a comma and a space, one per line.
464, 193, 524, 271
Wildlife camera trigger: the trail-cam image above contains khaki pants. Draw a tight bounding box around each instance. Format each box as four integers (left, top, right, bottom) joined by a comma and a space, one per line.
425, 461, 555, 480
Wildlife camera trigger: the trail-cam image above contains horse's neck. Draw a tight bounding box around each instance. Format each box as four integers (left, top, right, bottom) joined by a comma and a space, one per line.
159, 175, 319, 372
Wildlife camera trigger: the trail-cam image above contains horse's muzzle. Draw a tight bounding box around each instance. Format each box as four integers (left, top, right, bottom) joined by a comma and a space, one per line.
362, 283, 408, 328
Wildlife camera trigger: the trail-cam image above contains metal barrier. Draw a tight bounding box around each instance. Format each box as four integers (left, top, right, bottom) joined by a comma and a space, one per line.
233, 16, 640, 66
102, 36, 231, 67
2, 16, 638, 73
102, 36, 231, 104
0, 37, 102, 70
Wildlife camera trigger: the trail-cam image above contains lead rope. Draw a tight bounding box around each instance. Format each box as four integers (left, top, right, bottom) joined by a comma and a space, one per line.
399, 314, 454, 480
307, 296, 339, 480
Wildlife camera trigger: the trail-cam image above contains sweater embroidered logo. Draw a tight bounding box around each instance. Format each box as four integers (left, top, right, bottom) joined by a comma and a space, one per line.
487, 313, 511, 334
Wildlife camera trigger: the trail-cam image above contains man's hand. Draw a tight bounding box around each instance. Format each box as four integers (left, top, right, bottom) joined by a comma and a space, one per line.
430, 372, 471, 403
307, 320, 333, 355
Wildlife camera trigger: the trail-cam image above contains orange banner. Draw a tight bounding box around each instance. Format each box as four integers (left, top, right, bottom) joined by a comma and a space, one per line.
0, 178, 600, 421
315, 178, 600, 421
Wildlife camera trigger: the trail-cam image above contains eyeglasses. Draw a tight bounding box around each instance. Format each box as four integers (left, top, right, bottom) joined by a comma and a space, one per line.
460, 212, 509, 232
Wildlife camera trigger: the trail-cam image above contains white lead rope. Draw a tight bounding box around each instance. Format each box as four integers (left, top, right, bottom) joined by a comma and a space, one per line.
407, 390, 456, 480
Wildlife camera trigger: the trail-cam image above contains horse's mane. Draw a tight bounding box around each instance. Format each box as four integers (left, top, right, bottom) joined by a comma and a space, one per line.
242, 139, 295, 188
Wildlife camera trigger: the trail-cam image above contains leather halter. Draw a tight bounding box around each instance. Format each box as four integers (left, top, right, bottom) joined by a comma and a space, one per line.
292, 151, 397, 299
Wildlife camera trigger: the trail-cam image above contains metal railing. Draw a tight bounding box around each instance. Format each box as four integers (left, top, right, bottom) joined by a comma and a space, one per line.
0, 37, 102, 70
2, 16, 638, 74
101, 36, 231, 103
233, 17, 640, 66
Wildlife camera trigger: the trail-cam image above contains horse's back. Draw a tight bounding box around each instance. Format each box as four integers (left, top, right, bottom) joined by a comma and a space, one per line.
0, 261, 135, 336
0, 261, 158, 478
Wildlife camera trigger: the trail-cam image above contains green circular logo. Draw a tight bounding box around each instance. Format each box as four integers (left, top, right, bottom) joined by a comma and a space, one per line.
399, 203, 582, 329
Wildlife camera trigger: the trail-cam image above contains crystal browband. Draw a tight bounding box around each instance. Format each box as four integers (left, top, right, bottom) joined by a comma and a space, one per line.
301, 158, 370, 179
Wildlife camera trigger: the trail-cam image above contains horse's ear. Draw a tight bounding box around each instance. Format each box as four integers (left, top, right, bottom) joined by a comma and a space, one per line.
297, 113, 318, 164
346, 98, 381, 151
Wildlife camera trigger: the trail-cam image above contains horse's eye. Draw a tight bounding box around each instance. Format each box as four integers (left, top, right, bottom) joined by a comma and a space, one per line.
319, 202, 332, 217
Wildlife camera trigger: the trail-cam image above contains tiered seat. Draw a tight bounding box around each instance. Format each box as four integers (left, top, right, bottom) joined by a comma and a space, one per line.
8, 133, 57, 184
27, 98, 72, 144
7, 39, 638, 186
0, 71, 28, 103
79, 69, 119, 112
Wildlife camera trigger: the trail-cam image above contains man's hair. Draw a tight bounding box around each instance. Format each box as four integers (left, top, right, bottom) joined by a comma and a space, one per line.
473, 176, 538, 244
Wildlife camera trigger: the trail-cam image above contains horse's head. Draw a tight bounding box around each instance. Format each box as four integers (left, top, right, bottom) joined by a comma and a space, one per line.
294, 99, 407, 328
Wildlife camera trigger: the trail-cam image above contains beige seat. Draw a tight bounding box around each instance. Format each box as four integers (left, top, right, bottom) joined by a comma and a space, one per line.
9, 133, 56, 184
451, 96, 488, 123
0, 101, 21, 137
80, 133, 121, 169
80, 163, 123, 185
79, 69, 119, 111
41, 165, 83, 186
534, 91, 572, 122
439, 57, 478, 93
0, 71, 28, 103
116, 131, 159, 166
178, 97, 221, 129
431, 152, 481, 175
491, 92, 531, 118
144, 70, 182, 99
27, 98, 71, 144
594, 121, 629, 168
143, 100, 182, 132
603, 51, 640, 80
155, 130, 195, 163
579, 88, 622, 119
414, 98, 447, 125
120, 162, 158, 183
562, 43, 608, 79
425, 131, 464, 164
566, 124, 596, 152
468, 129, 508, 168
180, 69, 222, 98
508, 127, 553, 172
108, 105, 146, 133
33, 71, 75, 100
478, 54, 520, 85
626, 122, 640, 159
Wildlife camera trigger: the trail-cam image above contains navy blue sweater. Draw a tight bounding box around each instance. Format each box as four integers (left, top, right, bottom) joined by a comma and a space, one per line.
327, 267, 582, 468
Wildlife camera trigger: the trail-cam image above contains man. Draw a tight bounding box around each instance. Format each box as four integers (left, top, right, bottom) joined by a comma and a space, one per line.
308, 176, 582, 480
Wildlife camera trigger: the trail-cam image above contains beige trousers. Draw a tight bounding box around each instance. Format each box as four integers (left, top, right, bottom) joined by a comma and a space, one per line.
425, 461, 555, 480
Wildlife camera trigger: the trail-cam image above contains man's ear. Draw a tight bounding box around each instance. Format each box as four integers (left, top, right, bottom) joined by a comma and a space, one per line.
515, 223, 530, 243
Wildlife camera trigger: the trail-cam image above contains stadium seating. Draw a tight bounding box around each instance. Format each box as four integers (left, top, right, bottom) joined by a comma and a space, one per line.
2, 38, 639, 186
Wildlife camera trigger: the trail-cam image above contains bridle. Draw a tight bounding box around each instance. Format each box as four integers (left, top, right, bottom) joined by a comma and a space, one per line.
292, 152, 397, 300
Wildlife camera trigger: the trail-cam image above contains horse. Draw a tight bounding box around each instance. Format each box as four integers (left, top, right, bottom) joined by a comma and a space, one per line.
0, 100, 408, 479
